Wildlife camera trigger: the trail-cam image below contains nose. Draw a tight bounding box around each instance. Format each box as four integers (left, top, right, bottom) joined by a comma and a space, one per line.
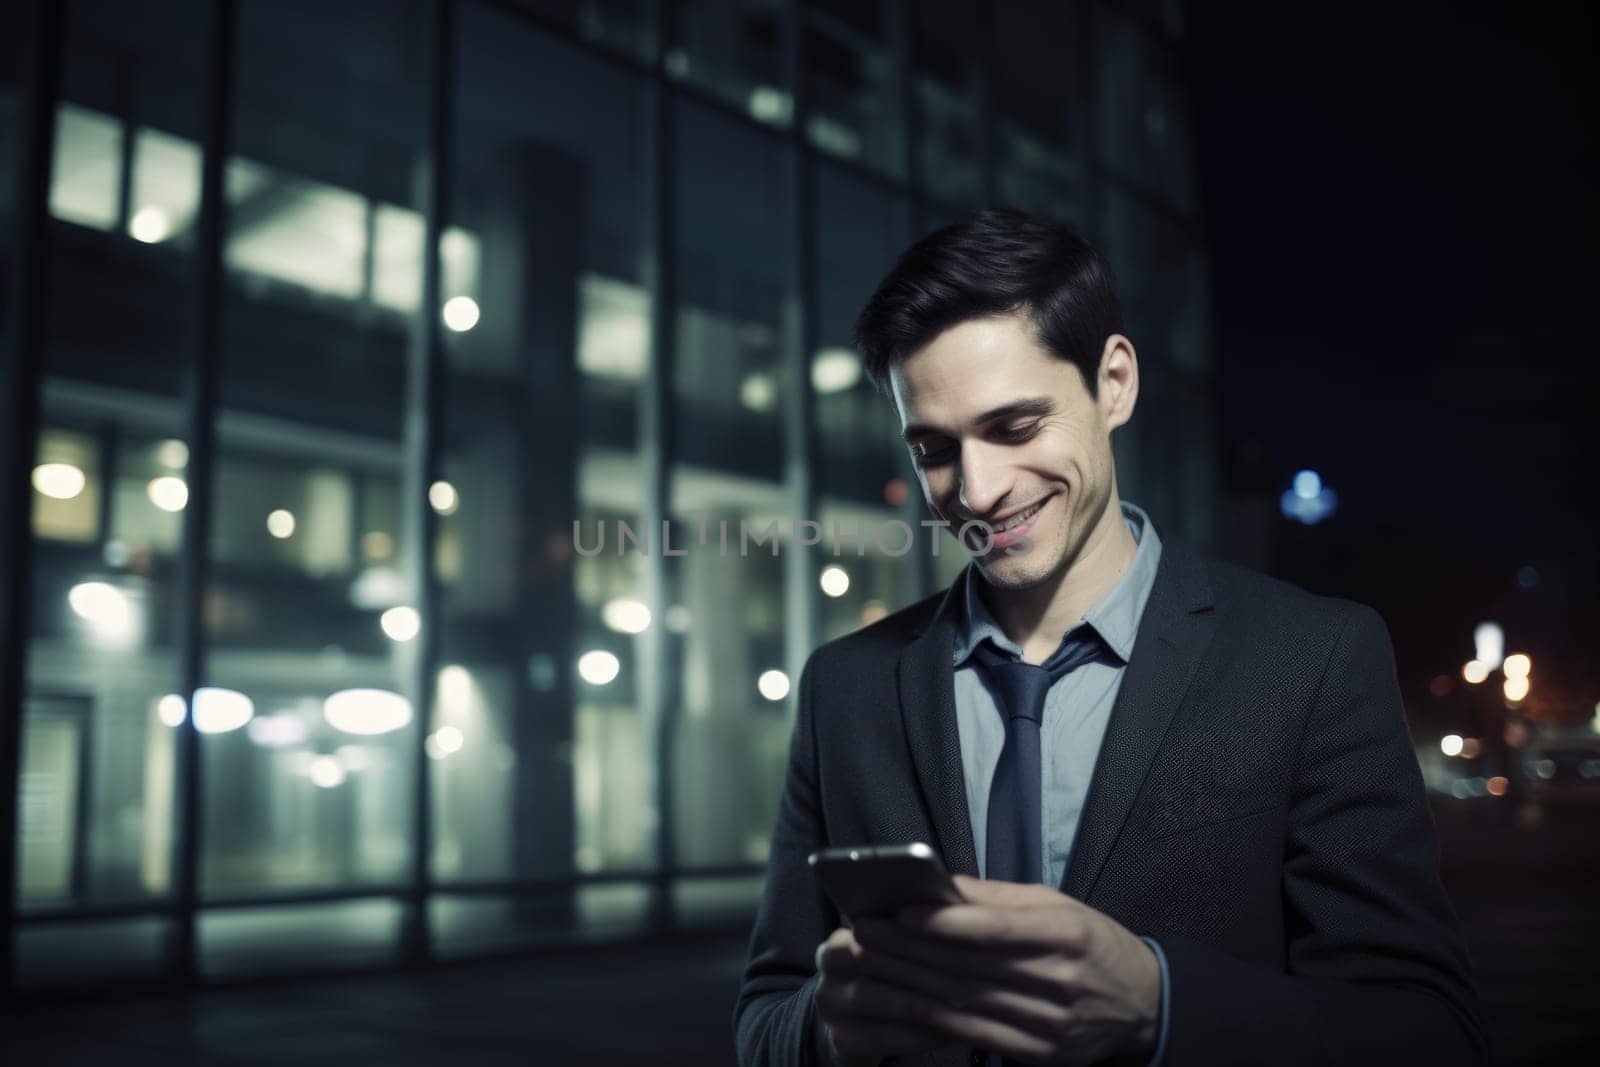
956, 441, 1013, 519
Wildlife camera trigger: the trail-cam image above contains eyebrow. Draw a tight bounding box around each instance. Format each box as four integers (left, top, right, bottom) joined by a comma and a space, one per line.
900, 396, 1055, 442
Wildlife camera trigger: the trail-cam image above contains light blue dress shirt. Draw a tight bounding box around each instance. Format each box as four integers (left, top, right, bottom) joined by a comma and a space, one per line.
947, 500, 1171, 1065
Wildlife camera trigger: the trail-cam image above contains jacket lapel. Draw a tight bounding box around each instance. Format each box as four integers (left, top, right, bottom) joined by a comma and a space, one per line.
896, 580, 980, 878
1062, 540, 1216, 901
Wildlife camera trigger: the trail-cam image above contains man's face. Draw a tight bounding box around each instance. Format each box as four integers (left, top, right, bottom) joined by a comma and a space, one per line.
889, 311, 1136, 591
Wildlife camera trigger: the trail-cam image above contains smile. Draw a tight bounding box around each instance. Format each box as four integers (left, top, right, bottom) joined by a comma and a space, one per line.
990, 498, 1048, 532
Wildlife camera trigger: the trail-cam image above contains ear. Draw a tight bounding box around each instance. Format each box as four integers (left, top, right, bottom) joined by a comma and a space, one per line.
1097, 334, 1139, 431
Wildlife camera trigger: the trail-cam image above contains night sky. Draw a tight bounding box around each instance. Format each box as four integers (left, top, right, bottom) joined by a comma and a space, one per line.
1186, 1, 1597, 716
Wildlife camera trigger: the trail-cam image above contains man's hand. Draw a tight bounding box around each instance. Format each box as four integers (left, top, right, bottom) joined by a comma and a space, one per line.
813, 925, 955, 1065
849, 875, 1162, 1065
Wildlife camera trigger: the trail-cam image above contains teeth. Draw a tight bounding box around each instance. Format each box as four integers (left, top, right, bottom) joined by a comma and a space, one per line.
998, 501, 1042, 531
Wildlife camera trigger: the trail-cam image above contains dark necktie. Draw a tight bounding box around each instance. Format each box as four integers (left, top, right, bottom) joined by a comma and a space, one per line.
973, 625, 1112, 886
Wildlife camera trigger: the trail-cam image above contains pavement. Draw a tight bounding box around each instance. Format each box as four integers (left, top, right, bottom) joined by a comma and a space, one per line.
4, 803, 1597, 1065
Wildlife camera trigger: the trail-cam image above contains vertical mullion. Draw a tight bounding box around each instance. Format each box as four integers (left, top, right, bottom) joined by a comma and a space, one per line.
401, 0, 454, 965
641, 0, 678, 928
0, 2, 64, 999
780, 0, 818, 694
169, 0, 236, 987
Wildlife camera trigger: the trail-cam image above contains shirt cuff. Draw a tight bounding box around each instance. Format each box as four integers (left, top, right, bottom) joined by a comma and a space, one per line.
1138, 936, 1171, 1067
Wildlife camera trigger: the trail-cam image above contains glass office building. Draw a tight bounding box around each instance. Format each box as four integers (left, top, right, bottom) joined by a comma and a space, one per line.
0, 0, 1212, 991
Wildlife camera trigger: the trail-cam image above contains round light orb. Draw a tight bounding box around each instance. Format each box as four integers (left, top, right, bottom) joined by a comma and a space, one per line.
156, 439, 189, 469
819, 565, 850, 598
362, 531, 395, 560
442, 295, 480, 332
577, 650, 621, 686
193, 687, 254, 734
157, 694, 187, 727
248, 713, 308, 747
129, 205, 171, 243
429, 480, 459, 515
380, 605, 421, 642
68, 581, 133, 639
1461, 660, 1489, 685
435, 725, 464, 754
324, 688, 413, 735
147, 476, 189, 512
602, 597, 652, 634
308, 755, 347, 788
1292, 470, 1322, 499
32, 462, 86, 500
758, 669, 791, 702
1472, 622, 1504, 671
740, 373, 777, 412
1440, 734, 1464, 757
811, 348, 862, 394
267, 509, 296, 539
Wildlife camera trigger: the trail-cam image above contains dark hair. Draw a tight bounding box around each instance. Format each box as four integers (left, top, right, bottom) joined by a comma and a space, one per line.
852, 209, 1123, 397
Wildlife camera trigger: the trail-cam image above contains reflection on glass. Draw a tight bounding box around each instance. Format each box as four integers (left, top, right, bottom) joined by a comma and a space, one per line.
667, 481, 788, 867
813, 164, 910, 505
193, 0, 432, 898
918, 78, 982, 207
675, 99, 789, 479
443, 4, 654, 883
514, 0, 657, 61
911, 0, 981, 206
17, 1, 206, 919
816, 499, 911, 642
48, 104, 121, 230
667, 0, 788, 128
997, 121, 1078, 223
803, 3, 902, 176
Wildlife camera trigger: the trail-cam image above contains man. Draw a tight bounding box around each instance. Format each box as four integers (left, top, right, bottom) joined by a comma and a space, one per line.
734, 210, 1485, 1066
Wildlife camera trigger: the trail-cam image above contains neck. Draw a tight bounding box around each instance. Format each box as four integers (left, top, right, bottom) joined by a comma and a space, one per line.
981, 494, 1139, 663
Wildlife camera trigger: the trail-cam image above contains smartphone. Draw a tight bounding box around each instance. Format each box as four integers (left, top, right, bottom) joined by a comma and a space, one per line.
808, 842, 964, 921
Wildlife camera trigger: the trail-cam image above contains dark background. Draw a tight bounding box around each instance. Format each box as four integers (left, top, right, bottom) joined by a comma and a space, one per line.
1191, 0, 1598, 733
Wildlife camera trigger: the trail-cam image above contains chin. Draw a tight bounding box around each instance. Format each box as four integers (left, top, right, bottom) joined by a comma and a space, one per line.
975, 547, 1062, 591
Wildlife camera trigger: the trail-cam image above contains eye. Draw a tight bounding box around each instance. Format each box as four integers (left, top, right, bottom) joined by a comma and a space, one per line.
993, 421, 1040, 443
909, 439, 956, 468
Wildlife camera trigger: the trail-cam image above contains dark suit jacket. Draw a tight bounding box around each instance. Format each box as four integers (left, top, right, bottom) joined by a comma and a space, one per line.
734, 538, 1487, 1066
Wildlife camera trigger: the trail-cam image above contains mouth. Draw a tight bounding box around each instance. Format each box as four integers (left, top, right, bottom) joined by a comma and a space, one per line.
980, 495, 1053, 552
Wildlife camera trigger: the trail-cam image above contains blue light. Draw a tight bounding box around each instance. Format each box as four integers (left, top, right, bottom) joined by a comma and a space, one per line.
1281, 470, 1338, 525
1292, 469, 1322, 499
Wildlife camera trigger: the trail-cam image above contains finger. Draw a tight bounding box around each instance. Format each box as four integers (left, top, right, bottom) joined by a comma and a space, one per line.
816, 973, 953, 1029
950, 875, 1064, 908
852, 948, 1075, 1034
851, 938, 986, 1003
854, 918, 1060, 993
815, 928, 865, 977
896, 902, 1089, 953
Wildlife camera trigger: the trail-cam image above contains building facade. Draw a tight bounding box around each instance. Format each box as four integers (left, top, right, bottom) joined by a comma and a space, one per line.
0, 0, 1212, 993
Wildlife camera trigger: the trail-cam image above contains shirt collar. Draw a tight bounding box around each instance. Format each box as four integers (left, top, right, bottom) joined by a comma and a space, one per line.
947, 501, 1164, 667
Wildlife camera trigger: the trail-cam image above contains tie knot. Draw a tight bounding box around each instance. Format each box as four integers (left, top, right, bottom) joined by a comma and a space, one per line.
970, 627, 1110, 724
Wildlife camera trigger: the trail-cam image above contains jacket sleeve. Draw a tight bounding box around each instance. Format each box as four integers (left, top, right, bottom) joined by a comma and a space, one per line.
734, 653, 840, 1067
1157, 604, 1488, 1065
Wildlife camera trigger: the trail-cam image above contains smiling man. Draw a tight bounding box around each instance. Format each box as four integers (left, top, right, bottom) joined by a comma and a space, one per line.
734, 210, 1485, 1066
